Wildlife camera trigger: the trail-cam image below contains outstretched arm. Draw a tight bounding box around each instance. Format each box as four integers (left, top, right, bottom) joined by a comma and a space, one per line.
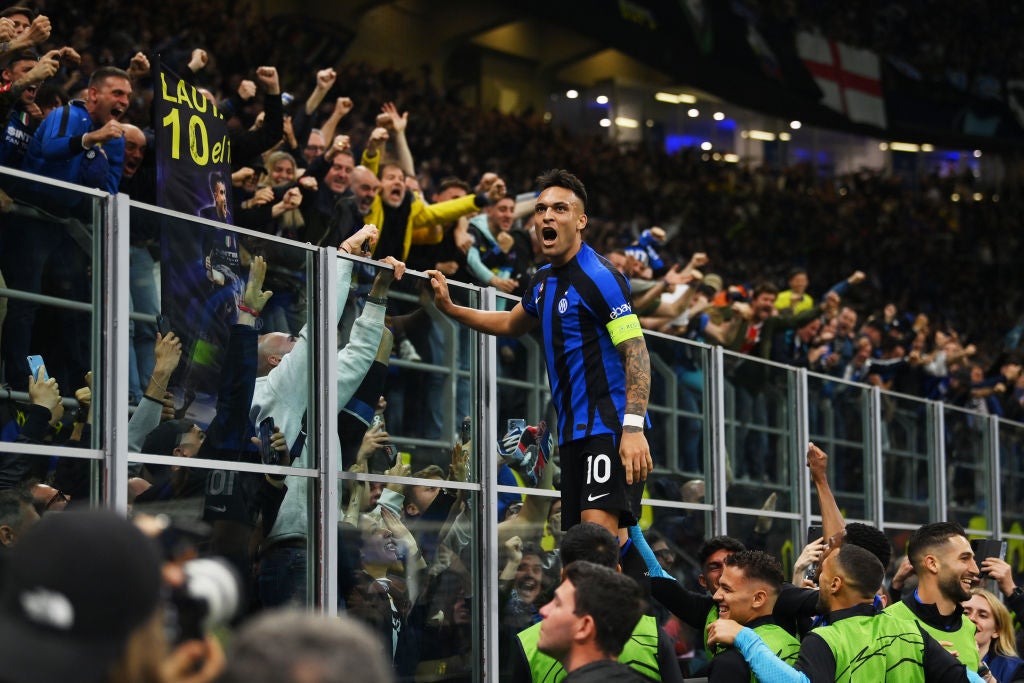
426, 269, 537, 337
708, 621, 810, 683
319, 96, 353, 149
807, 442, 844, 544
378, 102, 414, 177
305, 68, 336, 115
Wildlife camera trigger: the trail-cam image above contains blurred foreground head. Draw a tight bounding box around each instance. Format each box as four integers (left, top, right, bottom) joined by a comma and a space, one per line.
220, 609, 394, 683
0, 508, 164, 683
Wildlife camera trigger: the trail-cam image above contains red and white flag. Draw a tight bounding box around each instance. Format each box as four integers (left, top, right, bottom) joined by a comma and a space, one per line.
797, 31, 886, 129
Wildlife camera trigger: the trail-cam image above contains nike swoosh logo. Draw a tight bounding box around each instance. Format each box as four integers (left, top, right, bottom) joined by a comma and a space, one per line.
207, 505, 227, 513
587, 492, 610, 502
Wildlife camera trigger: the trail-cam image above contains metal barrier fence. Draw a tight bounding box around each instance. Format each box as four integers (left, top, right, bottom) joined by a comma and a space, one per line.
1, 166, 1021, 681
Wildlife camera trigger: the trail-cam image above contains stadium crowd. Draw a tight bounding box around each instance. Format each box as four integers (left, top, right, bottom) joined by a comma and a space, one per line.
0, 1, 1023, 682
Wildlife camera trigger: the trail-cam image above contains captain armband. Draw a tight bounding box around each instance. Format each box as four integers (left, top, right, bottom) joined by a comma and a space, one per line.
607, 313, 643, 346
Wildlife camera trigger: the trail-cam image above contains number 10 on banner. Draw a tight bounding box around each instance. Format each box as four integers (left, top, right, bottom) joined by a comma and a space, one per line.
161, 107, 231, 166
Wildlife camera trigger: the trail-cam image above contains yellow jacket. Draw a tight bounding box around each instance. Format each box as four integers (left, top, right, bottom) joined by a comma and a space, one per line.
363, 151, 482, 260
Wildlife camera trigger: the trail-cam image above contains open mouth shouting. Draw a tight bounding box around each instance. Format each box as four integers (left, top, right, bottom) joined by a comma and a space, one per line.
540, 226, 558, 247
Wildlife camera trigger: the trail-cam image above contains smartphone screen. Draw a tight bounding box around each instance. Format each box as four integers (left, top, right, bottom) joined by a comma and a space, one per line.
259, 417, 277, 465
804, 526, 824, 581
972, 539, 1007, 578
27, 355, 48, 381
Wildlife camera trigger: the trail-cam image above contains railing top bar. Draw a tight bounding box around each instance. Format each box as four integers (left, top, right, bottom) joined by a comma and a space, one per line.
0, 165, 109, 197
128, 199, 321, 251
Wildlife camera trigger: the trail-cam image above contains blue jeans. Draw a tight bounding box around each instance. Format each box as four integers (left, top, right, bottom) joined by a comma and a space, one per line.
128, 245, 159, 402
0, 214, 89, 391
422, 318, 471, 440
734, 385, 769, 480
675, 366, 703, 473
257, 544, 307, 608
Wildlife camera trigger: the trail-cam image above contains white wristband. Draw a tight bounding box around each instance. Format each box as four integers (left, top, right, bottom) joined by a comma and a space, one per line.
622, 414, 645, 429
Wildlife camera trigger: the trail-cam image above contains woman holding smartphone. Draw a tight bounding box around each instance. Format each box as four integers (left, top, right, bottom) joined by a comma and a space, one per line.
963, 588, 1024, 682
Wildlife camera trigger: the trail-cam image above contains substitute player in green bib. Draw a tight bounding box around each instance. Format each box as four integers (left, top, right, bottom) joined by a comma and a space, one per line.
706, 542, 982, 682
707, 550, 799, 682
885, 522, 981, 672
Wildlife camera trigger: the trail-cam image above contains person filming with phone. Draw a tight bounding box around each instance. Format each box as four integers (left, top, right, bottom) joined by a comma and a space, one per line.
135, 256, 279, 591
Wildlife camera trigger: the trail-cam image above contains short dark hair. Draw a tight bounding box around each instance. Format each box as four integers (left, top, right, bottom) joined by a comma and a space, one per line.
520, 541, 545, 563
560, 522, 618, 568
536, 169, 587, 211
833, 543, 884, 596
35, 82, 67, 110
752, 281, 779, 299
644, 528, 667, 547
906, 521, 967, 570
436, 176, 470, 195
0, 487, 33, 528
699, 536, 745, 565
845, 523, 892, 569
209, 171, 225, 193
378, 161, 405, 180
0, 6, 34, 20
564, 561, 643, 657
2, 48, 38, 67
88, 66, 130, 89
724, 550, 784, 595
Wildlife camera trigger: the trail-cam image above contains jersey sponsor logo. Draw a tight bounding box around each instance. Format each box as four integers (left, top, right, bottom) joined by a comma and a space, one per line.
587, 492, 610, 501
558, 297, 568, 314
609, 302, 632, 319
206, 504, 228, 513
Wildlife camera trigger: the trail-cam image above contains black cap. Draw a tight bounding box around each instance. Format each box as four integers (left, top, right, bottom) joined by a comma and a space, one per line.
141, 419, 194, 455
0, 509, 163, 683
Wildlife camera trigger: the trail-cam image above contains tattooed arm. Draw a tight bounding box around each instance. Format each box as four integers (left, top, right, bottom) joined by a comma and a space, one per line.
617, 335, 653, 484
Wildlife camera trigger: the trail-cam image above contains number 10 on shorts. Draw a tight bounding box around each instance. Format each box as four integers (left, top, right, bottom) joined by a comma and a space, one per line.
586, 453, 611, 484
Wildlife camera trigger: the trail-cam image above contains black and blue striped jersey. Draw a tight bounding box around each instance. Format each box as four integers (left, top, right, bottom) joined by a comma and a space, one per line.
522, 243, 646, 445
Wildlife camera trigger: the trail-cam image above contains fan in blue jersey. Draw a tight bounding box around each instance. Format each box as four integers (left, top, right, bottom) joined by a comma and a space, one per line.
426, 169, 653, 542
